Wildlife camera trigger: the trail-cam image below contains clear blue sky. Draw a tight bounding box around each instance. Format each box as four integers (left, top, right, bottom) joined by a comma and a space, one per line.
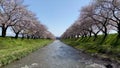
23, 0, 91, 37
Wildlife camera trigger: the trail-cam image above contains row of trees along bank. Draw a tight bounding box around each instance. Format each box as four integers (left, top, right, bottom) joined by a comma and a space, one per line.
61, 0, 120, 41
0, 0, 55, 39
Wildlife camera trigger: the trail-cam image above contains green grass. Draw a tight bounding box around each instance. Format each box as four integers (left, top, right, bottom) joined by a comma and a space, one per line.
62, 34, 120, 63
0, 38, 53, 67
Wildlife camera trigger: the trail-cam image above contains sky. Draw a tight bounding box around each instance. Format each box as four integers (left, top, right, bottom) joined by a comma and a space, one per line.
23, 0, 91, 37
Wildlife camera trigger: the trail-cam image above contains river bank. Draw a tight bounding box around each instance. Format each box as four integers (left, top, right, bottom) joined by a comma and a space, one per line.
0, 38, 53, 67
62, 34, 120, 66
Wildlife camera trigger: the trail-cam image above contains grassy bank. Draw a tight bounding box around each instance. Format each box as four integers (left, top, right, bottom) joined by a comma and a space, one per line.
0, 38, 53, 67
62, 34, 120, 63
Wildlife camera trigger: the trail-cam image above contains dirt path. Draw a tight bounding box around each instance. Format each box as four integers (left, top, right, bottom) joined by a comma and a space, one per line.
2, 40, 120, 68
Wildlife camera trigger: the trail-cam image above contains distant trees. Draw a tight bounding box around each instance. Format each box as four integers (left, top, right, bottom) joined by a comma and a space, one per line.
61, 0, 120, 40
0, 0, 55, 39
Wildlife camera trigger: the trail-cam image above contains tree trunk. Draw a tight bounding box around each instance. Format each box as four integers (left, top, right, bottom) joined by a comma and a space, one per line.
103, 32, 107, 41
103, 26, 108, 41
117, 23, 120, 38
27, 35, 30, 39
15, 32, 19, 39
2, 26, 7, 37
22, 34, 25, 39
93, 33, 97, 41
77, 34, 79, 38
89, 31, 92, 38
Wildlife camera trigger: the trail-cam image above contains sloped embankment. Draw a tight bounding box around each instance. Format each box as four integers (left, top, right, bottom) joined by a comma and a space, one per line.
62, 34, 120, 64
0, 38, 52, 67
